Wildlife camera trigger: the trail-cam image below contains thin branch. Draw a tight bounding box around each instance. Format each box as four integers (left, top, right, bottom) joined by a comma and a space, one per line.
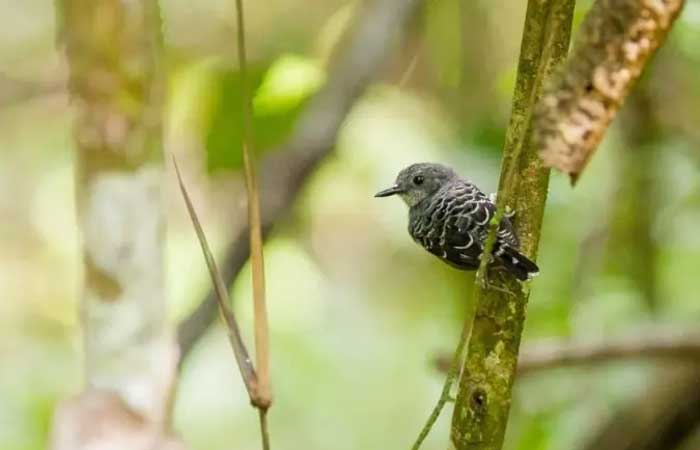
411, 317, 471, 450
176, 0, 425, 365
517, 331, 700, 375
259, 409, 271, 450
173, 158, 258, 399
232, 0, 271, 410
434, 330, 700, 375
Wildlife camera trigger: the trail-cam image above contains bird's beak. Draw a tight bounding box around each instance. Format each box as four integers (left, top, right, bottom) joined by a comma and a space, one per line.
374, 185, 403, 198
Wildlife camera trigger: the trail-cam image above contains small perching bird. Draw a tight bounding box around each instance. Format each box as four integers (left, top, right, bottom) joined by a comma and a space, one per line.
375, 163, 539, 281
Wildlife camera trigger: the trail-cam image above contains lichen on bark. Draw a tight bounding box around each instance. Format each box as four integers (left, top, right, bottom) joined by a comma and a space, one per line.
534, 0, 684, 183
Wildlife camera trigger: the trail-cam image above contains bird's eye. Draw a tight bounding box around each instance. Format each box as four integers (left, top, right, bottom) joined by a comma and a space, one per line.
413, 175, 424, 185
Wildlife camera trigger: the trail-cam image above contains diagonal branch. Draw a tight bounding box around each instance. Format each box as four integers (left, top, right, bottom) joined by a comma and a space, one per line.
434, 330, 700, 376
518, 330, 700, 375
173, 158, 258, 398
176, 0, 425, 365
534, 0, 685, 184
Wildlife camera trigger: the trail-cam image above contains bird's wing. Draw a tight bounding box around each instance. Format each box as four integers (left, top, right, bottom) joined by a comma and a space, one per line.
409, 184, 485, 269
411, 181, 521, 269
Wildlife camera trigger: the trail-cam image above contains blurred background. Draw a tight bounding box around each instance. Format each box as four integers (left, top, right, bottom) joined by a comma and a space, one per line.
1, 0, 700, 449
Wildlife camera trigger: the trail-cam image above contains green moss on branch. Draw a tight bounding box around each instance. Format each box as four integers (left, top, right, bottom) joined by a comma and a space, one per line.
449, 1, 576, 449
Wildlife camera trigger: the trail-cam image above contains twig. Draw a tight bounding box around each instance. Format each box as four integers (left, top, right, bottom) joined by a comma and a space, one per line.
233, 0, 271, 411
411, 318, 471, 450
517, 331, 700, 375
173, 158, 258, 399
259, 409, 271, 450
398, 47, 421, 88
434, 330, 700, 376
177, 0, 425, 365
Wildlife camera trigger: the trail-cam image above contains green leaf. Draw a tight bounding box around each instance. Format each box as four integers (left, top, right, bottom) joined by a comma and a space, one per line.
205, 64, 267, 171
204, 54, 325, 172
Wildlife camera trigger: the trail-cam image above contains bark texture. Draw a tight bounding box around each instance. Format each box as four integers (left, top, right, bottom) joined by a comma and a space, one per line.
449, 1, 575, 449
50, 1, 180, 448
535, 0, 684, 183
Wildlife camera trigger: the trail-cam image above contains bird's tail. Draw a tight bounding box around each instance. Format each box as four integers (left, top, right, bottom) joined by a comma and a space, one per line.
498, 245, 539, 281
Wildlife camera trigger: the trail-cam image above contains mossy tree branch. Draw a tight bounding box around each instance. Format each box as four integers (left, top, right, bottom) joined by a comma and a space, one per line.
535, 0, 684, 183
449, 1, 575, 449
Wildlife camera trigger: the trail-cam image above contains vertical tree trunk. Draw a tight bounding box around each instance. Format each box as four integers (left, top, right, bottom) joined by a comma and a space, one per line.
49, 1, 182, 448
449, 1, 575, 449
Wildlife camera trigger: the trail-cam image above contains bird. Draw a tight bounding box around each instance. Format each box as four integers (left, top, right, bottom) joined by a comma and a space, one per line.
374, 162, 539, 281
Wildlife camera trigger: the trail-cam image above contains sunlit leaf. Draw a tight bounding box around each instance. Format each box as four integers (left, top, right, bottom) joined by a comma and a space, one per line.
204, 64, 267, 171
254, 54, 325, 114
202, 54, 325, 172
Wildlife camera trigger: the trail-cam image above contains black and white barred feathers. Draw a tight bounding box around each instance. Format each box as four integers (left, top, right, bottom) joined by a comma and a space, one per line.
375, 163, 539, 281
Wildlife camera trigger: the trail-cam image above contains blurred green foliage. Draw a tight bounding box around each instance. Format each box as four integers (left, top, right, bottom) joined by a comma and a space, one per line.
181, 54, 325, 171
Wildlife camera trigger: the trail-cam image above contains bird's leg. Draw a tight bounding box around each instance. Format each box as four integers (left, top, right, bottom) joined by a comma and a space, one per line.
478, 266, 517, 298
488, 193, 515, 218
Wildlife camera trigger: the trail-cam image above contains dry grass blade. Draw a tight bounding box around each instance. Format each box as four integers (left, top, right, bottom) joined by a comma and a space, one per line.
534, 0, 685, 184
172, 157, 258, 399
233, 0, 271, 408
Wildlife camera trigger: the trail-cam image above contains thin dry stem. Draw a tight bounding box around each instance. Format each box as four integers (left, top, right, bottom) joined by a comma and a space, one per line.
173, 158, 258, 399
259, 409, 271, 450
233, 0, 271, 407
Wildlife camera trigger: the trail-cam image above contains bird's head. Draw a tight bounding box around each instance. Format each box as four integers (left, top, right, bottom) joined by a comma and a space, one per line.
375, 163, 457, 207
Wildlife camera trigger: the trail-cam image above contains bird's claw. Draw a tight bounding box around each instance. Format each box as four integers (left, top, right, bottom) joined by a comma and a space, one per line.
477, 270, 517, 297
488, 193, 515, 218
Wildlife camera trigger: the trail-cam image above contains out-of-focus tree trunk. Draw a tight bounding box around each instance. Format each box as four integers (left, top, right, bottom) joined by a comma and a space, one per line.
582, 366, 700, 450
582, 82, 700, 450
605, 85, 659, 310
49, 1, 182, 449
